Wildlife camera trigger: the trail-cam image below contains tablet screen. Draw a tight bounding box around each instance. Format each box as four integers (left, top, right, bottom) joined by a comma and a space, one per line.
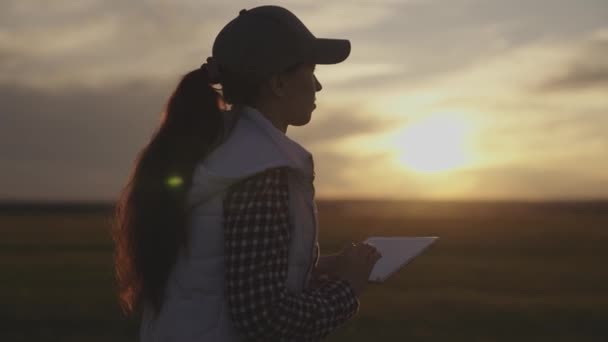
363, 236, 438, 282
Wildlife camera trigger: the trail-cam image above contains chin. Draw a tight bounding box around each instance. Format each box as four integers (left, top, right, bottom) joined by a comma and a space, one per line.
288, 107, 313, 126
292, 113, 313, 126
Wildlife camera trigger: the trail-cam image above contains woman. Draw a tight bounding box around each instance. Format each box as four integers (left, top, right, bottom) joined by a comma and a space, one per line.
113, 5, 382, 341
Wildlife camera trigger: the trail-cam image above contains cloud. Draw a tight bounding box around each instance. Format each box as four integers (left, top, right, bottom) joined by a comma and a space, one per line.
308, 149, 398, 198
543, 66, 608, 91
538, 38, 608, 91
316, 63, 407, 88
4, 0, 605, 90
0, 80, 400, 200
0, 80, 172, 200
286, 1, 396, 36
0, 0, 400, 88
289, 107, 402, 146
0, 1, 227, 87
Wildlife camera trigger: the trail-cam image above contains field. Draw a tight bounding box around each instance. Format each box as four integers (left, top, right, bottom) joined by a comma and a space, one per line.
1, 200, 607, 341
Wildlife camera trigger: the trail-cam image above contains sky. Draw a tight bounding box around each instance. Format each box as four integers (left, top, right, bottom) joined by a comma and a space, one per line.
1, 0, 607, 201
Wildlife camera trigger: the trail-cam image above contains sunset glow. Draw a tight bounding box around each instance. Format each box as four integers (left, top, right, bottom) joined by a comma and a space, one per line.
394, 115, 474, 173
2, 1, 607, 200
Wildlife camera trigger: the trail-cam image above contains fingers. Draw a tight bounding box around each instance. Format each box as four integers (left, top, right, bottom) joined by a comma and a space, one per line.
360, 242, 382, 259
345, 241, 382, 261
344, 242, 356, 252
356, 243, 382, 269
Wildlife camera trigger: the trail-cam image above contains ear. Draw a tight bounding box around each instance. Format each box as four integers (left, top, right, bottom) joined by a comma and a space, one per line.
268, 73, 287, 97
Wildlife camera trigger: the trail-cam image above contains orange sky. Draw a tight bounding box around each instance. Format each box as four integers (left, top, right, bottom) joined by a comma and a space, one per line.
1, 0, 607, 200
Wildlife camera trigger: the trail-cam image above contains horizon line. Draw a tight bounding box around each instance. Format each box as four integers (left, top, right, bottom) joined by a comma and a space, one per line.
1, 197, 608, 205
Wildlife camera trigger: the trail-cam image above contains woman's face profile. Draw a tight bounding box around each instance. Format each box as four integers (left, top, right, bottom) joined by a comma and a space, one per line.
281, 63, 322, 126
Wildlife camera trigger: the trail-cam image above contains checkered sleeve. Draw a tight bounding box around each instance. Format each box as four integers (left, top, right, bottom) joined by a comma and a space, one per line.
223, 167, 360, 342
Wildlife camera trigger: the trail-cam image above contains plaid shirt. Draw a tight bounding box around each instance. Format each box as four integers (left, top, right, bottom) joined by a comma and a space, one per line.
223, 167, 360, 341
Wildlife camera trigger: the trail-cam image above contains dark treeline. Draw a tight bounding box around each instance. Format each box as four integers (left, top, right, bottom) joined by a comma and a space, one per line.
1, 199, 606, 217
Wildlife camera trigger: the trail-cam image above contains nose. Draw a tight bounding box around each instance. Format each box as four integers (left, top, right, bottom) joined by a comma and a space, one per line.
314, 74, 322, 92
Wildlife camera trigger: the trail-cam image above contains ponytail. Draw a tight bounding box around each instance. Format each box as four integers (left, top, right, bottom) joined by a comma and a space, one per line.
113, 64, 223, 317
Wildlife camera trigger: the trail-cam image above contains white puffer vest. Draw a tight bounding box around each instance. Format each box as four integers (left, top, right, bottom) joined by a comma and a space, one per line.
139, 106, 320, 341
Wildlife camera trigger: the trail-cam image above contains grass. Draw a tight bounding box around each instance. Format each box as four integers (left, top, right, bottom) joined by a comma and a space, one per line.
1, 200, 607, 341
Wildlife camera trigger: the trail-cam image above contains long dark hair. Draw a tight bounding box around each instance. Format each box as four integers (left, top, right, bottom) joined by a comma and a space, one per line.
112, 62, 264, 317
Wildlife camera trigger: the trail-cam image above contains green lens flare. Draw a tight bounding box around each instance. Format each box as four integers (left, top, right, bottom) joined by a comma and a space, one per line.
166, 175, 183, 188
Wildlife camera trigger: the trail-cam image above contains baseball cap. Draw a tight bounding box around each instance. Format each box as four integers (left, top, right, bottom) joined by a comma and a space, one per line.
212, 5, 351, 79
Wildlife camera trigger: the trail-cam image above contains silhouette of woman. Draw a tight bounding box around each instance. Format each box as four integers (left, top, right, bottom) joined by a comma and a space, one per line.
113, 5, 381, 341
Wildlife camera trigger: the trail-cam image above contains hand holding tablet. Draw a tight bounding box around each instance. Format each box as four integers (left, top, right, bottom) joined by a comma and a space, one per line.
363, 236, 438, 282
325, 236, 437, 295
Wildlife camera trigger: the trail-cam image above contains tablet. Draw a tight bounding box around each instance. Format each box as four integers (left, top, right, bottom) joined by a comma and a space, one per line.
363, 236, 438, 283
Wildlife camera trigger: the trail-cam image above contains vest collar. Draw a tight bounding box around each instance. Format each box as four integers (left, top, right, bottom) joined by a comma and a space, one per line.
240, 105, 314, 181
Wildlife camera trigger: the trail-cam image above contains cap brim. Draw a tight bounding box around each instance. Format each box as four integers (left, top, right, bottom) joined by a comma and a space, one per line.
312, 38, 351, 64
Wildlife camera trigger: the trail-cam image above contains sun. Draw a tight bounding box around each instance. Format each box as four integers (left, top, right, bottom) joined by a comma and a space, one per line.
395, 114, 474, 173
